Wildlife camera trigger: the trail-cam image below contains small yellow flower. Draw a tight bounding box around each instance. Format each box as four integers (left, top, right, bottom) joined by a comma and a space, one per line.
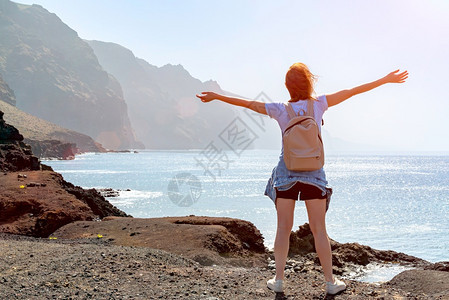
19, 185, 25, 189
97, 234, 103, 238
49, 237, 57, 240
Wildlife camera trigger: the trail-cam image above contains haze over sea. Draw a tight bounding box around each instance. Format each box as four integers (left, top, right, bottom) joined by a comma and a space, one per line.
44, 150, 449, 266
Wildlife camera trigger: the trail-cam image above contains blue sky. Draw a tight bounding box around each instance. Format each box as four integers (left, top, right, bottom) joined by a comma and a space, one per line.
17, 0, 449, 151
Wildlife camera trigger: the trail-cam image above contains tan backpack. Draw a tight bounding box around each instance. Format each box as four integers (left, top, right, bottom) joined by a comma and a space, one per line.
282, 100, 324, 171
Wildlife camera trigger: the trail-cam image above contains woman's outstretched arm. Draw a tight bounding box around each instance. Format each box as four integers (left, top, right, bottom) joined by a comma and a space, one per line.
196, 92, 267, 115
326, 69, 408, 107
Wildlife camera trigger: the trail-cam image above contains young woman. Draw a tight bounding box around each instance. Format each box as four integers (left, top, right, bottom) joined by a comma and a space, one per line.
196, 63, 408, 295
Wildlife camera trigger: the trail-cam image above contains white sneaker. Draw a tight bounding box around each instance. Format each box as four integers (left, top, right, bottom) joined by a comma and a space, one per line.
326, 277, 346, 295
267, 276, 285, 293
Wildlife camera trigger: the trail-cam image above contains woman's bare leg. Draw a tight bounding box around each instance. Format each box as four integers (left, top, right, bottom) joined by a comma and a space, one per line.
305, 198, 334, 282
274, 197, 296, 280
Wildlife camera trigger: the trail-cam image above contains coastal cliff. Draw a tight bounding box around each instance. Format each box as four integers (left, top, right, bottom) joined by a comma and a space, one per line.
0, 0, 142, 150
87, 40, 250, 150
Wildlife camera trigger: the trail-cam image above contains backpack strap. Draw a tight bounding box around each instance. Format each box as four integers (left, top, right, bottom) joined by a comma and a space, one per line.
307, 100, 324, 125
307, 100, 315, 117
285, 103, 297, 120
285, 101, 320, 122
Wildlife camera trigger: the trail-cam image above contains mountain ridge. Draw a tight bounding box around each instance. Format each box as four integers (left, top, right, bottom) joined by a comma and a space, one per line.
87, 39, 248, 150
0, 0, 141, 150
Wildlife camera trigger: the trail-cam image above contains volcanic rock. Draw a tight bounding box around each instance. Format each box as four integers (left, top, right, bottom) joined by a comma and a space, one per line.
51, 215, 268, 267
289, 223, 430, 270
387, 269, 449, 298
0, 171, 129, 238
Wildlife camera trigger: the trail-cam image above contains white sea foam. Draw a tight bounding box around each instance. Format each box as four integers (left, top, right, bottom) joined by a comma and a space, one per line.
55, 170, 131, 174
344, 262, 415, 283
109, 190, 164, 206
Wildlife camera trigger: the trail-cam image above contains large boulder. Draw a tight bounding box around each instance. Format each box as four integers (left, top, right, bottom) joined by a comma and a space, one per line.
0, 171, 130, 237
288, 223, 430, 269
52, 215, 268, 267
387, 270, 449, 298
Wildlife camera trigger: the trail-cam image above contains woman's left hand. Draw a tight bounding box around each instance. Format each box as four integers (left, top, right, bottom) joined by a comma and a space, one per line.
196, 91, 220, 103
383, 69, 409, 84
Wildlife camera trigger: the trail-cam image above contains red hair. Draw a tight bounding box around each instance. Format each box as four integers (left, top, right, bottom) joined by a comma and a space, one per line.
285, 63, 316, 102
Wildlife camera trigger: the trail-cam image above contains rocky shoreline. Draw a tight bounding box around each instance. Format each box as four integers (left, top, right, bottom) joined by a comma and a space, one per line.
1, 110, 449, 299
1, 229, 448, 300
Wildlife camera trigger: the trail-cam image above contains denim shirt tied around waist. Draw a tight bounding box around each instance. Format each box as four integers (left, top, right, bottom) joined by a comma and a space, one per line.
264, 145, 329, 203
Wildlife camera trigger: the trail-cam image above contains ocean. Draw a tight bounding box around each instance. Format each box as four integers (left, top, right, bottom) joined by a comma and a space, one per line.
43, 150, 449, 281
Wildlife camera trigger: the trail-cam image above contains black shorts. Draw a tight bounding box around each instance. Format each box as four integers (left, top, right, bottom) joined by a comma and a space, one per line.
275, 181, 326, 200
275, 182, 332, 212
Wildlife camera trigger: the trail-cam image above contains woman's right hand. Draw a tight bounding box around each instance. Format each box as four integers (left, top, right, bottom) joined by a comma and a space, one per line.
196, 91, 221, 103
383, 69, 409, 84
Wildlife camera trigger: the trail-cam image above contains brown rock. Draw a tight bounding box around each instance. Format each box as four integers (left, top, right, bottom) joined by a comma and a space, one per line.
59, 176, 129, 219
97, 188, 120, 198
0, 141, 40, 172
386, 269, 449, 298
168, 215, 266, 254
288, 223, 315, 256
289, 223, 429, 269
51, 216, 268, 267
425, 261, 449, 272
0, 171, 129, 237
0, 171, 94, 237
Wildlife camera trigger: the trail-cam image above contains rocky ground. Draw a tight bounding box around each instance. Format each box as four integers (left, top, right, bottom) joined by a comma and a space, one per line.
1, 232, 448, 300
0, 236, 422, 300
2, 217, 449, 300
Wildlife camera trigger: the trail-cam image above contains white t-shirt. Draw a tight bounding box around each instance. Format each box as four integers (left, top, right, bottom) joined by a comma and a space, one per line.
264, 95, 328, 133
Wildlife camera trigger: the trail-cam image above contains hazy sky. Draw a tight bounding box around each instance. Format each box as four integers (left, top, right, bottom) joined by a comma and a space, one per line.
18, 0, 449, 151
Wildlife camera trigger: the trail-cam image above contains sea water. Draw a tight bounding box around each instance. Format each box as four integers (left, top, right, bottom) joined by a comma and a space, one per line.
43, 150, 449, 282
